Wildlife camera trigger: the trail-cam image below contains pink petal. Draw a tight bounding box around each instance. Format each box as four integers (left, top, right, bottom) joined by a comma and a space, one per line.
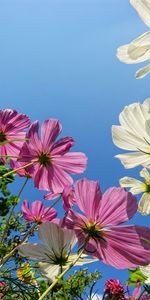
22, 200, 34, 221
132, 283, 141, 298
47, 164, 73, 193
26, 121, 42, 153
94, 226, 150, 269
62, 185, 75, 211
44, 192, 61, 200
31, 201, 45, 219
41, 119, 62, 151
34, 165, 50, 191
74, 179, 102, 220
42, 207, 57, 222
52, 152, 87, 174
51, 137, 74, 155
99, 188, 137, 226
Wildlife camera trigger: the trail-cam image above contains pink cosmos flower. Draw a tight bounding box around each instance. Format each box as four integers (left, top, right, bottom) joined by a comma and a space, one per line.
0, 109, 30, 163
65, 178, 150, 269
22, 200, 57, 223
18, 120, 87, 192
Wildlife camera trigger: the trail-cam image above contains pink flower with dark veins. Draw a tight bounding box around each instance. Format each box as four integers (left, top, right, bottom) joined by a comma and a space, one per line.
22, 200, 57, 223
0, 109, 30, 163
19, 119, 87, 192
65, 178, 150, 269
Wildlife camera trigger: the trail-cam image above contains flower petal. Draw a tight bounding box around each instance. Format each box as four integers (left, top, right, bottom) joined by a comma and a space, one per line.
38, 222, 77, 254
99, 188, 137, 226
31, 201, 45, 219
94, 226, 150, 269
117, 32, 150, 64
138, 193, 150, 215
136, 63, 150, 79
41, 119, 62, 151
38, 262, 60, 281
119, 176, 146, 194
18, 243, 50, 261
22, 200, 34, 221
112, 125, 147, 151
130, 0, 150, 27
51, 137, 75, 155
52, 152, 87, 174
116, 152, 150, 169
74, 179, 102, 220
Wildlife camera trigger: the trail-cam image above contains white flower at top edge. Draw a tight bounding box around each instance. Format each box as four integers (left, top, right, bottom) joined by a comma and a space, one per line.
112, 99, 150, 169
18, 222, 96, 282
120, 168, 150, 215
117, 0, 150, 79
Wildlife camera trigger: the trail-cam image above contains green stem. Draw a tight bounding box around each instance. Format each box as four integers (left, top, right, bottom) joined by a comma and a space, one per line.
0, 162, 34, 179
38, 242, 88, 300
1, 177, 29, 243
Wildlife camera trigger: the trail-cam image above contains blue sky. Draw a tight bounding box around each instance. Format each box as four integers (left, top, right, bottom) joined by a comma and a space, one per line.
0, 0, 150, 296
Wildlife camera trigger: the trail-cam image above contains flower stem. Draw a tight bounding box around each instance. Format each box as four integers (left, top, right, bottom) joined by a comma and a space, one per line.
1, 177, 29, 243
0, 162, 34, 179
38, 241, 88, 300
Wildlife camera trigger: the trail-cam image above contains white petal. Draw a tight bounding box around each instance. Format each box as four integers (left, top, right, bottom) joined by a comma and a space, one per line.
119, 176, 146, 194
136, 63, 150, 78
130, 0, 150, 27
119, 102, 150, 139
18, 243, 50, 261
140, 167, 150, 182
117, 32, 150, 64
38, 222, 77, 255
138, 193, 150, 214
38, 262, 60, 281
116, 152, 150, 168
68, 254, 98, 266
140, 264, 150, 278
112, 125, 148, 151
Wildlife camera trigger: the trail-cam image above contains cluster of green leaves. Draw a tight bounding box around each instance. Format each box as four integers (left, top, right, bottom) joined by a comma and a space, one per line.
47, 268, 101, 300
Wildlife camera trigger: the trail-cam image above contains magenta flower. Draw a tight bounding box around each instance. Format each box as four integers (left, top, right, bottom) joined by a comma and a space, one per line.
19, 120, 87, 192
22, 200, 57, 223
104, 279, 126, 300
0, 109, 30, 163
65, 178, 150, 269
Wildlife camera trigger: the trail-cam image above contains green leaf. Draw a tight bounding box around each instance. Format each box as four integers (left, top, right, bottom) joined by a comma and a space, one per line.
127, 268, 148, 286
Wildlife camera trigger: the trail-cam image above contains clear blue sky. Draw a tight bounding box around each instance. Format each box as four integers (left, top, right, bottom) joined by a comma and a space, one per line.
0, 0, 150, 295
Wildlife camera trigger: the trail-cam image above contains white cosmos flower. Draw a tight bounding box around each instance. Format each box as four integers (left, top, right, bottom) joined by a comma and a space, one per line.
117, 0, 150, 79
120, 168, 150, 215
112, 99, 150, 169
18, 222, 96, 281
140, 264, 150, 284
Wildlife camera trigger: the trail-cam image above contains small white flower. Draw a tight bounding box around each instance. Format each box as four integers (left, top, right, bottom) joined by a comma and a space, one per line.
18, 222, 96, 281
120, 168, 150, 215
117, 0, 150, 79
140, 264, 150, 284
112, 99, 150, 169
